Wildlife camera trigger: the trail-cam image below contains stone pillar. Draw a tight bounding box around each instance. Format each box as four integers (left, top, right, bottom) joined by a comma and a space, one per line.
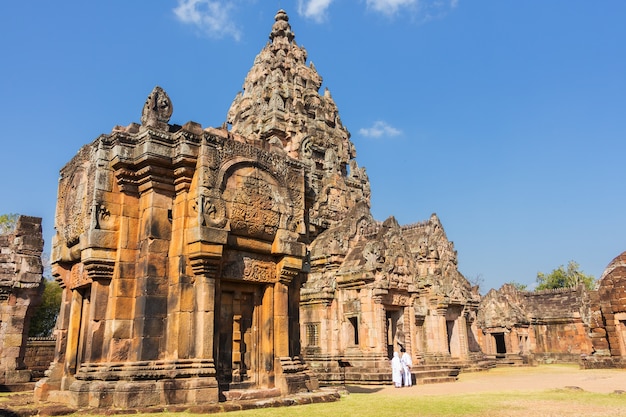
188, 229, 227, 362
62, 289, 83, 389
373, 295, 387, 357
456, 314, 469, 359
82, 280, 109, 364
436, 308, 449, 355
195, 274, 217, 358
100, 192, 138, 364
259, 284, 274, 388
274, 280, 290, 359
132, 189, 172, 361
487, 333, 495, 355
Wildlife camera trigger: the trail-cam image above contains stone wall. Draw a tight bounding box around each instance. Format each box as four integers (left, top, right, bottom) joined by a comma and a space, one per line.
524, 287, 590, 320
0, 216, 44, 385
477, 284, 593, 363
36, 12, 327, 407
23, 337, 56, 380
582, 252, 626, 368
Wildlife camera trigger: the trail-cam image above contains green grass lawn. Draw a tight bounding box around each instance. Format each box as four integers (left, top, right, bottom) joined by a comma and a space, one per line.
4, 365, 626, 417
79, 389, 626, 417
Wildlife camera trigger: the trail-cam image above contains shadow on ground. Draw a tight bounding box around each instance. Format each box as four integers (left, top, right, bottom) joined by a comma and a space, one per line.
345, 385, 384, 394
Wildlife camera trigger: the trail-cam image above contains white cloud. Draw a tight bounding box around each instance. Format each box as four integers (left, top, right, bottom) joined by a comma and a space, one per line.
358, 121, 402, 138
366, 0, 417, 16
365, 0, 459, 19
297, 0, 334, 23
173, 0, 241, 41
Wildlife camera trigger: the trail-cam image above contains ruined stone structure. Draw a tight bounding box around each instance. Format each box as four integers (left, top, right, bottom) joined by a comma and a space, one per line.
24, 337, 57, 381
477, 284, 594, 364
302, 212, 483, 383
0, 216, 44, 386
35, 10, 484, 406
583, 252, 626, 368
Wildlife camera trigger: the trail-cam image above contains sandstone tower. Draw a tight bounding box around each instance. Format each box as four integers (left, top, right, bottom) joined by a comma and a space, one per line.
36, 10, 482, 406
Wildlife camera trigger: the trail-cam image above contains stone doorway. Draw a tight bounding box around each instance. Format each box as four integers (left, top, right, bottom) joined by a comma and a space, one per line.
217, 284, 259, 389
446, 320, 455, 354
493, 332, 506, 357
445, 305, 463, 357
386, 309, 404, 358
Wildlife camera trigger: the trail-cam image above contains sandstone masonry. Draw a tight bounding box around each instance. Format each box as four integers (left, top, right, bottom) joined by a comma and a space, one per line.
35, 10, 484, 406
0, 216, 44, 386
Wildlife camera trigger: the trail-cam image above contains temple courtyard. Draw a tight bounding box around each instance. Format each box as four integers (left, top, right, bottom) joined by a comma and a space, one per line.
2, 365, 625, 416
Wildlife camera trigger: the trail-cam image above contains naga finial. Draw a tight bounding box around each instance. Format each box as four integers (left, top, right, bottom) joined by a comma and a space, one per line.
141, 86, 173, 130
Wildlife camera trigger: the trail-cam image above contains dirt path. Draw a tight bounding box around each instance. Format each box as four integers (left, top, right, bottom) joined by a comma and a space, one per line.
347, 364, 626, 396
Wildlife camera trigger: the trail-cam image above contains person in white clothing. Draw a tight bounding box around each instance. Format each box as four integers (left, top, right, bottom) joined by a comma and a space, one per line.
390, 352, 403, 388
400, 348, 412, 387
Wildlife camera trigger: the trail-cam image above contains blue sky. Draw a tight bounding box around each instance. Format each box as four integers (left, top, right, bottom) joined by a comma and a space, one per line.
1, 1, 624, 292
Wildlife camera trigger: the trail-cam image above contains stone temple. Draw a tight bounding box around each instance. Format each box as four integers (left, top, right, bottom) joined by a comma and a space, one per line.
35, 10, 485, 407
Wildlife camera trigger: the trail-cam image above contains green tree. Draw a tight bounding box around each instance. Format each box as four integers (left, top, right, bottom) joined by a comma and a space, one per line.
535, 261, 595, 291
0, 213, 19, 234
29, 279, 63, 337
506, 281, 528, 291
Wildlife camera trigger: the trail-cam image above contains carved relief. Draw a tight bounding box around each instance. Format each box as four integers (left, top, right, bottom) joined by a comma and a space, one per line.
200, 167, 218, 189
192, 192, 227, 228
92, 202, 111, 230
222, 252, 276, 283
229, 175, 280, 238
69, 262, 91, 289
243, 258, 275, 282
141, 86, 173, 128
363, 241, 383, 269
59, 163, 92, 247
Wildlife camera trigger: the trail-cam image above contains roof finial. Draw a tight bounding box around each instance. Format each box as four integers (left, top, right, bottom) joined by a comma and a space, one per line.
141, 86, 172, 130
270, 9, 295, 44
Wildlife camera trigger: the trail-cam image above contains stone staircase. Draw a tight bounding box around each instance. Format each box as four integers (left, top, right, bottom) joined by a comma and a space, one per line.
412, 364, 460, 385
492, 354, 527, 367
310, 363, 461, 386
306, 354, 498, 386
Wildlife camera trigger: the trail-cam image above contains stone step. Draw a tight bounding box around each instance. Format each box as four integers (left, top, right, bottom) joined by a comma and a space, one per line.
414, 369, 459, 379
323, 365, 460, 386
0, 382, 36, 392
417, 376, 458, 385
221, 387, 282, 402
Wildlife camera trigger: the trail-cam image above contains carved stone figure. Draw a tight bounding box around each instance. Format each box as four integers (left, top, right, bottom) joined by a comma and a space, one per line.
141, 85, 173, 129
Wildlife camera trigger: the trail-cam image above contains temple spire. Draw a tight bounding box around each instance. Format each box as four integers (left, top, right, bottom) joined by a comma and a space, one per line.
269, 9, 295, 45
226, 9, 356, 171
